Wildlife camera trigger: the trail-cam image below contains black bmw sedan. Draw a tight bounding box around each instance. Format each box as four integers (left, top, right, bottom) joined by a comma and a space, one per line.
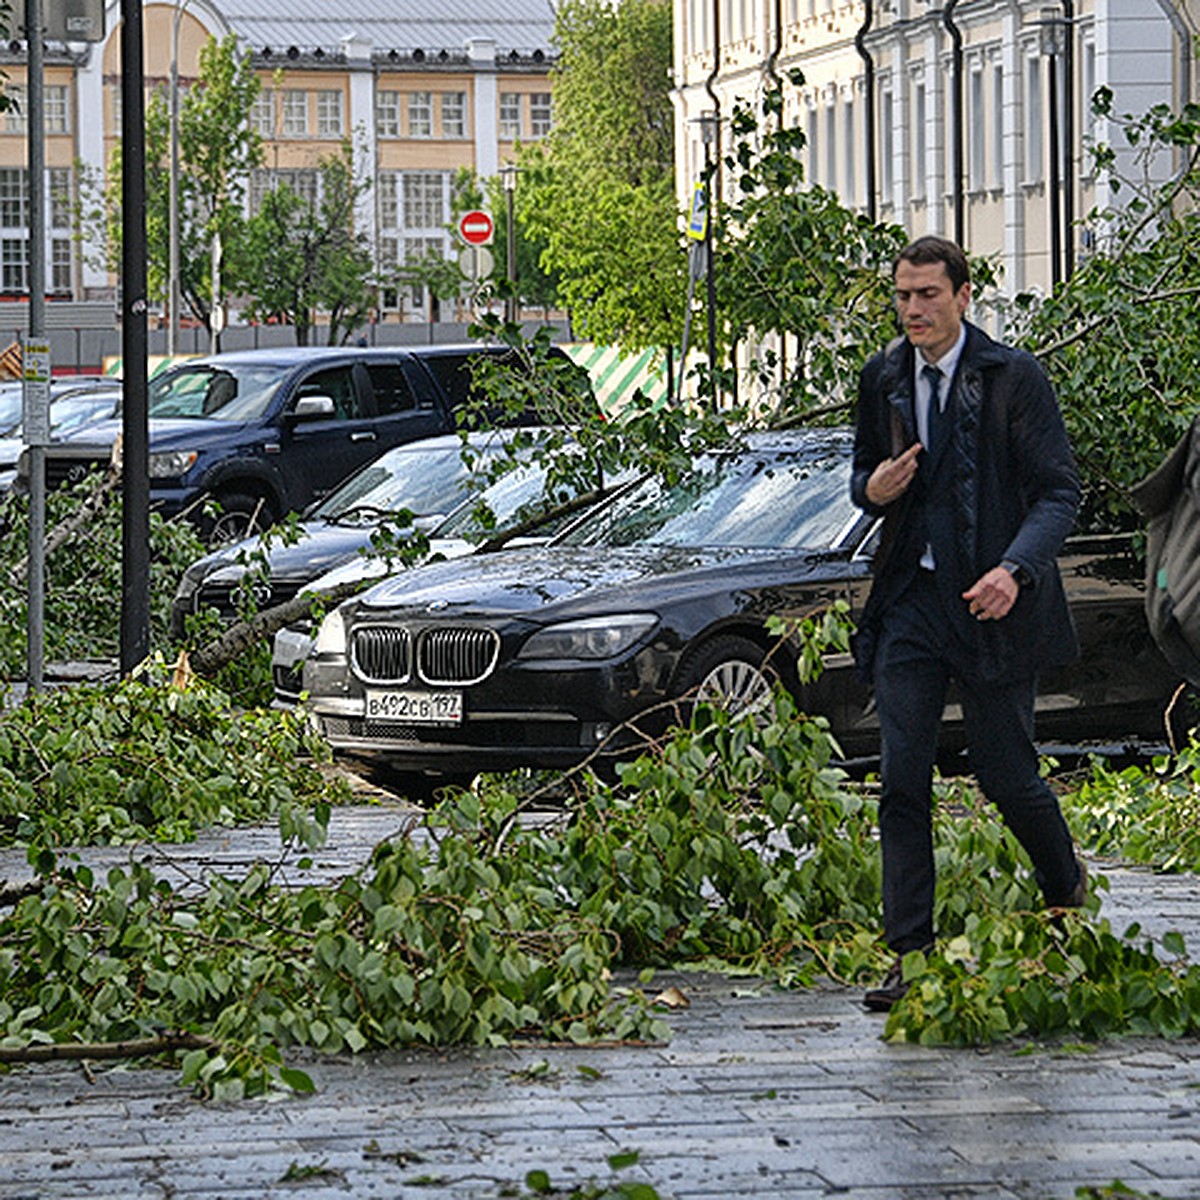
302, 430, 1179, 780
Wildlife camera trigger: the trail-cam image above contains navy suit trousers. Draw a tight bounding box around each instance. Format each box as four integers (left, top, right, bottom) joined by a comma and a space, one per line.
872, 569, 1081, 953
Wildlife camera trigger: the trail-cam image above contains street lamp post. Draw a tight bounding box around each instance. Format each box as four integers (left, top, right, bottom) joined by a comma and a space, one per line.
500, 164, 518, 326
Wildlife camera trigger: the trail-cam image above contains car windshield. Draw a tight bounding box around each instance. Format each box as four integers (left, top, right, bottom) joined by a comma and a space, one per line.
0, 386, 24, 436
561, 443, 859, 552
433, 463, 550, 540
148, 363, 287, 421
311, 442, 496, 524
49, 390, 121, 435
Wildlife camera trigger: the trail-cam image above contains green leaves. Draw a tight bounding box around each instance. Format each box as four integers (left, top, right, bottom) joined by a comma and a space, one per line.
0, 666, 345, 846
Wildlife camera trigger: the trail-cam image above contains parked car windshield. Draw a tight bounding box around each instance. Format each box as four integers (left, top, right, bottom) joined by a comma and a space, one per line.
310, 442, 496, 525
149, 364, 287, 422
561, 442, 861, 552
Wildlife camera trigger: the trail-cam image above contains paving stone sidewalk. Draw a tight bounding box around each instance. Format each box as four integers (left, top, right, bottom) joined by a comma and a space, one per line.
1, 804, 1200, 1200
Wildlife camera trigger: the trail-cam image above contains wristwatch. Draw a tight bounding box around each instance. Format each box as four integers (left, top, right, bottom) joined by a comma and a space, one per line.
1000, 560, 1032, 588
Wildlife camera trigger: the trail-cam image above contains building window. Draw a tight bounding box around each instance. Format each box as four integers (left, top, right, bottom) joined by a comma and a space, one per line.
441, 92, 466, 139
49, 167, 71, 228
880, 88, 894, 201
1024, 56, 1043, 183
379, 235, 399, 269
403, 172, 447, 227
824, 104, 836, 189
282, 90, 308, 137
51, 237, 70, 292
2, 238, 27, 292
530, 93, 552, 137
408, 91, 432, 139
0, 169, 27, 228
404, 235, 447, 306
969, 67, 986, 191
806, 106, 818, 182
499, 93, 521, 140
379, 173, 399, 227
5, 86, 25, 134
316, 91, 344, 136
250, 168, 319, 215
844, 96, 856, 206
377, 91, 401, 138
912, 80, 927, 203
110, 84, 122, 134
251, 90, 275, 137
992, 63, 1005, 189
45, 86, 69, 134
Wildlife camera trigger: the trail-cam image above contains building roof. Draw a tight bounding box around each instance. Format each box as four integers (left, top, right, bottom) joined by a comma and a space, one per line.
219, 0, 559, 57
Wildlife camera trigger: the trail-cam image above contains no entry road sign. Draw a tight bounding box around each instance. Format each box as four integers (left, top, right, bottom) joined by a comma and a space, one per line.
458, 210, 494, 246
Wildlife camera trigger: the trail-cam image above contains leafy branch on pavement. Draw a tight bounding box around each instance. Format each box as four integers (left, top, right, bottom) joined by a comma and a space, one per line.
0, 661, 348, 846
2, 608, 1200, 1097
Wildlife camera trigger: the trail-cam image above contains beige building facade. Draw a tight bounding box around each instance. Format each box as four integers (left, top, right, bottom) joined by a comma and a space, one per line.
0, 0, 556, 321
674, 0, 1198, 299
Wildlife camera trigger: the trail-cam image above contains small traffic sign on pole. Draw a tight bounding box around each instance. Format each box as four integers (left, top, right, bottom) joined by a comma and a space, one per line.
458, 209, 495, 246
686, 181, 708, 241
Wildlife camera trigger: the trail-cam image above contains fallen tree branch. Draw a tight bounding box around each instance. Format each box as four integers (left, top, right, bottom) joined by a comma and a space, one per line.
0, 1031, 218, 1064
8, 463, 121, 588
187, 580, 362, 677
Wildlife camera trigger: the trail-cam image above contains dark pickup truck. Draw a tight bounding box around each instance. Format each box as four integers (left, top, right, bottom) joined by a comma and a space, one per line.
38, 343, 559, 542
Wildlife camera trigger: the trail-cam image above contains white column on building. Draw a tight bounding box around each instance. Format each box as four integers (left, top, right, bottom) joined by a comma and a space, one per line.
1001, 6, 1025, 296
888, 41, 908, 218
75, 13, 113, 296
341, 32, 377, 257
469, 37, 499, 181
924, 30, 945, 237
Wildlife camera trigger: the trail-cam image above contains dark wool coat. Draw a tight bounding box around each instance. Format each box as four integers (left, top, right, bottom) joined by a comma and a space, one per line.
850, 320, 1081, 683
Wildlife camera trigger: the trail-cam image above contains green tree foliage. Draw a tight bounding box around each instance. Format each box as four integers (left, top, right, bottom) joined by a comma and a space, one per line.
236, 142, 375, 345
0, 666, 346, 845
518, 0, 684, 351
1010, 95, 1200, 528
715, 79, 907, 416
0, 472, 204, 678
139, 36, 264, 333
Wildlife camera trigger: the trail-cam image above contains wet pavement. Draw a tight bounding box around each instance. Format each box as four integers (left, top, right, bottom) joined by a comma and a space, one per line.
1, 800, 1200, 1199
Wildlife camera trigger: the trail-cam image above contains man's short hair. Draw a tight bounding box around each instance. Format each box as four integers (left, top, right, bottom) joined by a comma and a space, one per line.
893, 236, 971, 293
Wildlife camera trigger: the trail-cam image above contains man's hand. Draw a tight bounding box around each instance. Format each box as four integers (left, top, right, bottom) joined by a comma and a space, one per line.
963, 566, 1019, 621
865, 443, 922, 506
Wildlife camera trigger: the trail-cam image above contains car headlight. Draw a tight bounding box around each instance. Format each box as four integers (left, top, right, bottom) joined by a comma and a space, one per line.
518, 614, 657, 661
148, 449, 199, 479
313, 609, 348, 657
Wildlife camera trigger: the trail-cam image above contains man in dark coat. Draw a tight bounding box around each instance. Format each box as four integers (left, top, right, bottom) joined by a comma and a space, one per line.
850, 236, 1087, 1011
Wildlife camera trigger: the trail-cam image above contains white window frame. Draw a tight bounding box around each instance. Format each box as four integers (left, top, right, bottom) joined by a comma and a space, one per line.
282, 90, 309, 137
530, 93, 552, 138
499, 93, 521, 140
440, 92, 466, 139
316, 91, 344, 137
408, 91, 433, 139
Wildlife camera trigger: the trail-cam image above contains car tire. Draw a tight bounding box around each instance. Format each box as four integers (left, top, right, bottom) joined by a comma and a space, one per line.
204, 492, 274, 545
672, 634, 780, 720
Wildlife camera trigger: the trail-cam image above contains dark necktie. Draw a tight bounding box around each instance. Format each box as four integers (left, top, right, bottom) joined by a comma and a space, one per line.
922, 364, 945, 454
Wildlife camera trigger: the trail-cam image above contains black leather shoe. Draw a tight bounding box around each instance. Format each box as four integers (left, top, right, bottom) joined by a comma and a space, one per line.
863, 957, 909, 1012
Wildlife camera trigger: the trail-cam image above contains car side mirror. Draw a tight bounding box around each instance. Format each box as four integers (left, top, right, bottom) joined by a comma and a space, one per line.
291, 395, 336, 420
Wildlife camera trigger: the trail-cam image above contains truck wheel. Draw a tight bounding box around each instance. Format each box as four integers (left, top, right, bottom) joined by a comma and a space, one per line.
205, 492, 274, 545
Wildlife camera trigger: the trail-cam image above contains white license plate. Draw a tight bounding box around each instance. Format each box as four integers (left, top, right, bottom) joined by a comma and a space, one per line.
365, 688, 463, 726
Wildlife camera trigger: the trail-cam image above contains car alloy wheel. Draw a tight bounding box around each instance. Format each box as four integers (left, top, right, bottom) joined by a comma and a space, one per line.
676, 634, 777, 719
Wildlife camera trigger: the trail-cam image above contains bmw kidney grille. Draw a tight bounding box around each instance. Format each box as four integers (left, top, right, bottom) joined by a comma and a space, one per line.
352, 625, 500, 685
